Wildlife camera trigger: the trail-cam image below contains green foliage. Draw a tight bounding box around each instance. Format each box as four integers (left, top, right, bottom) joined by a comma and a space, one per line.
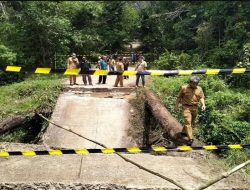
0, 43, 16, 66
139, 1, 250, 68
153, 50, 204, 70
226, 42, 250, 88
151, 76, 250, 165
0, 43, 25, 85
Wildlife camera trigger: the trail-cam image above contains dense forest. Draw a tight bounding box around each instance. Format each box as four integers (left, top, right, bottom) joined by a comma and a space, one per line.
0, 1, 250, 170
0, 2, 249, 77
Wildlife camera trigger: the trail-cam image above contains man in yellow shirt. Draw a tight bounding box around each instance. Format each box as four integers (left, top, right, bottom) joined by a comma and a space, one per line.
66, 53, 79, 85
174, 76, 206, 145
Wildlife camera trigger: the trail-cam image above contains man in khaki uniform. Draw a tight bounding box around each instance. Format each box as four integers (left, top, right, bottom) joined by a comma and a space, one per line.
174, 76, 206, 145
67, 53, 79, 85
114, 57, 124, 87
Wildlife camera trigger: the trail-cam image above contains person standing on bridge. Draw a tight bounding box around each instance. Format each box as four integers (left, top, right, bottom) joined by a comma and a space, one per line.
67, 53, 79, 86
108, 54, 116, 72
114, 57, 124, 87
80, 56, 92, 86
135, 56, 147, 87
174, 76, 206, 146
97, 56, 108, 84
123, 57, 129, 79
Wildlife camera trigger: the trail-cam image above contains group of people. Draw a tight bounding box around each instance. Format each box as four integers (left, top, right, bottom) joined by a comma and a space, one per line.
66, 53, 147, 87
66, 53, 206, 146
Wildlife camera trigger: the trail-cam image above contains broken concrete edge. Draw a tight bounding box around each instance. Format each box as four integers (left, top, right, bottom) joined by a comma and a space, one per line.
62, 85, 135, 93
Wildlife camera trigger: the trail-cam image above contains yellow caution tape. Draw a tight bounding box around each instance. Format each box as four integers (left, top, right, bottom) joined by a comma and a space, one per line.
35, 68, 51, 74
0, 152, 9, 157
0, 143, 249, 157
203, 145, 218, 150
94, 70, 108, 76
228, 144, 242, 149
101, 148, 115, 154
1, 66, 249, 76
232, 68, 246, 74
22, 150, 36, 156
75, 149, 89, 154
205, 69, 220, 75
64, 69, 80, 75
5, 66, 21, 72
49, 150, 63, 155
127, 147, 141, 153
178, 146, 193, 151
178, 70, 193, 75
151, 146, 167, 152
122, 71, 137, 76
150, 71, 165, 76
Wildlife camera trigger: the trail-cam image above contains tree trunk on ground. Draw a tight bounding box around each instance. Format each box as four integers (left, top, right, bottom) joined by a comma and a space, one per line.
0, 113, 35, 133
144, 89, 187, 145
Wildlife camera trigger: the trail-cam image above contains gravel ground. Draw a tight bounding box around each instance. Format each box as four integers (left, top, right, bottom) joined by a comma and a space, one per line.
0, 183, 179, 190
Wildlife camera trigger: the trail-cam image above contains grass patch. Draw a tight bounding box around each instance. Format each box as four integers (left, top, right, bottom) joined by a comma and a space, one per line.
0, 74, 64, 142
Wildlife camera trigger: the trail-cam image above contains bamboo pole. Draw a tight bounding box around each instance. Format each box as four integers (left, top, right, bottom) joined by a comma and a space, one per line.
194, 159, 250, 190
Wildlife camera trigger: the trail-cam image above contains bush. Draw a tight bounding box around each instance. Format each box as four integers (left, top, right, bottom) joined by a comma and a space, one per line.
0, 43, 26, 85
152, 50, 204, 70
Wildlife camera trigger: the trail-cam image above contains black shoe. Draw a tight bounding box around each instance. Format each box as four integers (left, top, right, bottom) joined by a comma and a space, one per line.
74, 83, 79, 85
70, 84, 73, 86
187, 139, 194, 146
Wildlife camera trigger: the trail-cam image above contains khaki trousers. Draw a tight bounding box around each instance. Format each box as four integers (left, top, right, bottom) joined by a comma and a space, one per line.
114, 75, 123, 87
69, 75, 76, 84
182, 106, 198, 140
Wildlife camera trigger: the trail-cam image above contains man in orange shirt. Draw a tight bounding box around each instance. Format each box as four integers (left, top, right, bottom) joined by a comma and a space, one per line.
66, 53, 79, 85
174, 76, 206, 145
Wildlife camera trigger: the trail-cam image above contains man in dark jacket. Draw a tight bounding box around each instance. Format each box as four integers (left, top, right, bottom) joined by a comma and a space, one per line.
80, 56, 92, 85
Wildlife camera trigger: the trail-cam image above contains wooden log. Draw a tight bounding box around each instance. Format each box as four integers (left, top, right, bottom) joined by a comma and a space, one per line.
144, 89, 187, 145
0, 113, 35, 133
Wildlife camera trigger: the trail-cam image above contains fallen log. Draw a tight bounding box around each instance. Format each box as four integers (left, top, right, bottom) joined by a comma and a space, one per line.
144, 89, 187, 145
0, 112, 35, 133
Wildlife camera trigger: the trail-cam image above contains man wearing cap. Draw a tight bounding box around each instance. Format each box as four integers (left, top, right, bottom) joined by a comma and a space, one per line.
174, 76, 206, 145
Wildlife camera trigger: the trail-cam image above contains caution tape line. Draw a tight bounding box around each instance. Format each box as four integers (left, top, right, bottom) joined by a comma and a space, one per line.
0, 144, 249, 157
0, 66, 250, 76
56, 54, 135, 57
